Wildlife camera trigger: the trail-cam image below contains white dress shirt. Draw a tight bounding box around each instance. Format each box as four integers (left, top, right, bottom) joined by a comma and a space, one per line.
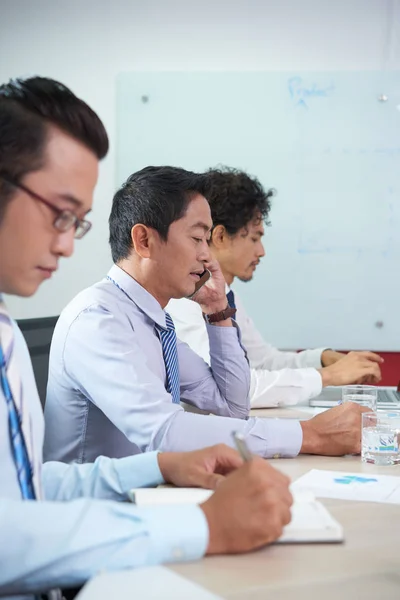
0, 304, 209, 600
44, 265, 303, 463
167, 289, 326, 408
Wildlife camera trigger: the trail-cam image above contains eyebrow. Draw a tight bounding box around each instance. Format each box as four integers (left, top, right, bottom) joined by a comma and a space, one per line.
57, 193, 92, 215
57, 193, 83, 208
191, 221, 212, 232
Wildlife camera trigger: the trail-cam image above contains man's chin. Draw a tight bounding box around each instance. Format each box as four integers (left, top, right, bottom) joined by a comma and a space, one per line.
237, 274, 253, 283
1, 283, 38, 297
17, 283, 40, 297
171, 284, 197, 300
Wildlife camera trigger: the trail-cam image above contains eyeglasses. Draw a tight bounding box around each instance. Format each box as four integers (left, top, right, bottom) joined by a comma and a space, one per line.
0, 175, 92, 239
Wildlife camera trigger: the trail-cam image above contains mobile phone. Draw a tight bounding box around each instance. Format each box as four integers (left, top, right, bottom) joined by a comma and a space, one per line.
187, 269, 211, 299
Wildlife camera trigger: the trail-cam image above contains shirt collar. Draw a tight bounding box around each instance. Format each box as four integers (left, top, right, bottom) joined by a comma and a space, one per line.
107, 265, 168, 329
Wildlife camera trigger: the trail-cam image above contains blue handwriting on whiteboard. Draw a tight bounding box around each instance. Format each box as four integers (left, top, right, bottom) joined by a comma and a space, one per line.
288, 77, 334, 109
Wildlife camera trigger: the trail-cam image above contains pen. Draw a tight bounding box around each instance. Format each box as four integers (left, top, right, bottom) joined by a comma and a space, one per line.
232, 431, 253, 462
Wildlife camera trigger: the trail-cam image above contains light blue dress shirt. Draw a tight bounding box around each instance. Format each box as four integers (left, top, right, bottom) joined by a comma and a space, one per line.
44, 265, 302, 463
0, 313, 208, 600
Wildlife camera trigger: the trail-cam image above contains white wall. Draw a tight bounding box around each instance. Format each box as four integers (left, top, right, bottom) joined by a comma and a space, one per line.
1, 0, 399, 319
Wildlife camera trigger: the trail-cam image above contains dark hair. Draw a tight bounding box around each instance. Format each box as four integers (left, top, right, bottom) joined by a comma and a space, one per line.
109, 166, 207, 263
0, 76, 108, 218
204, 167, 273, 236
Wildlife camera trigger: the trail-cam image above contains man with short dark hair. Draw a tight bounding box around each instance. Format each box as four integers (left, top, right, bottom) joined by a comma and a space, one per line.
168, 167, 383, 408
46, 165, 372, 468
0, 78, 294, 598
45, 165, 251, 464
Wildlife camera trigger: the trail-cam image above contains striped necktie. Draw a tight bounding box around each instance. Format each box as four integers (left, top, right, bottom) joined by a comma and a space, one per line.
227, 289, 236, 310
0, 301, 37, 499
156, 313, 180, 404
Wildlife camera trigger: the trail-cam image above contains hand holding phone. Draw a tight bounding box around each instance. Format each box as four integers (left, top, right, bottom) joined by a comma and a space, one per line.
189, 259, 228, 315
187, 269, 211, 299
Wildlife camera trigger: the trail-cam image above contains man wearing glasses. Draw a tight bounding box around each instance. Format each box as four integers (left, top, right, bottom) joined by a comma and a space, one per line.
1, 176, 92, 240
0, 76, 292, 599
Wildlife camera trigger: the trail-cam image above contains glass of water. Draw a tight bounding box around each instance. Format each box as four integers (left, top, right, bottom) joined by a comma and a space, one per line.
362, 412, 400, 465
342, 385, 377, 410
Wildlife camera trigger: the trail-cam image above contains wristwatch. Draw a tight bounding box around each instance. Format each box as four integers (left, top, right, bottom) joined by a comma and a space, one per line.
203, 305, 237, 324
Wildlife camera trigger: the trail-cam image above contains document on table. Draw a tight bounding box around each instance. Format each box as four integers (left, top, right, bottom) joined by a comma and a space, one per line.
291, 469, 400, 504
130, 488, 343, 543
76, 566, 223, 600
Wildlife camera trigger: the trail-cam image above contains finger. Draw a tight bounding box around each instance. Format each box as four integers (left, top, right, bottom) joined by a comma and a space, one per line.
203, 258, 220, 275
280, 505, 293, 527
264, 469, 292, 490
364, 366, 381, 380
366, 366, 381, 381
252, 459, 291, 488
359, 351, 384, 363
211, 444, 244, 473
277, 486, 294, 508
359, 405, 373, 414
200, 472, 226, 490
367, 374, 381, 383
356, 363, 381, 379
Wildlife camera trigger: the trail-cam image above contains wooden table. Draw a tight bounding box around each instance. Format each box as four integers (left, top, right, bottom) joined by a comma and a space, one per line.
168, 405, 400, 598
79, 405, 400, 599
169, 453, 400, 598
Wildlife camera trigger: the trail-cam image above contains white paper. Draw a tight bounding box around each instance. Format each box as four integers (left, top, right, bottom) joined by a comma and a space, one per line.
280, 495, 343, 543
130, 488, 343, 543
291, 469, 400, 504
76, 566, 223, 600
129, 487, 212, 505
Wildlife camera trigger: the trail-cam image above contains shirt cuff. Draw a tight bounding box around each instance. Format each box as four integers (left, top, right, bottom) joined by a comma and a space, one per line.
115, 452, 165, 494
140, 504, 209, 564
260, 419, 303, 458
307, 368, 323, 398
301, 347, 330, 368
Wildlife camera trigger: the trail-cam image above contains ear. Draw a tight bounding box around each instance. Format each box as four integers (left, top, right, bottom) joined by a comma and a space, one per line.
210, 224, 229, 249
131, 224, 154, 258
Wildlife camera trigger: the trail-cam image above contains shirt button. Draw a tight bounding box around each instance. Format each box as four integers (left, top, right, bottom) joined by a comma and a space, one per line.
273, 453, 281, 459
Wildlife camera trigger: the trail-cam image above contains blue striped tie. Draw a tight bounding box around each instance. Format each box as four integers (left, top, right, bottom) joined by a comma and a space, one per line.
227, 289, 236, 310
156, 313, 180, 404
0, 339, 35, 500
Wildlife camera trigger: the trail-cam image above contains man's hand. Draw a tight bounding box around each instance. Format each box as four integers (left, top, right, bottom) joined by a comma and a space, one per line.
201, 457, 292, 554
157, 444, 243, 490
191, 258, 228, 315
318, 351, 383, 387
300, 402, 370, 455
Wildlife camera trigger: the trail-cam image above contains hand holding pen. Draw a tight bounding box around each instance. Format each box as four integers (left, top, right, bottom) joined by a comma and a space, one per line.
199, 434, 293, 554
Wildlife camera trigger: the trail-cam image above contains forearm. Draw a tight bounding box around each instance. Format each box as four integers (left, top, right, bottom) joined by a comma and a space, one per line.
0, 499, 207, 596
206, 321, 250, 418
253, 347, 327, 371
151, 410, 303, 458
42, 452, 164, 501
250, 367, 322, 409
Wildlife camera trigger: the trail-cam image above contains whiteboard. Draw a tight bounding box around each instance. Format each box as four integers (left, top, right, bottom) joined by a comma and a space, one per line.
116, 71, 400, 351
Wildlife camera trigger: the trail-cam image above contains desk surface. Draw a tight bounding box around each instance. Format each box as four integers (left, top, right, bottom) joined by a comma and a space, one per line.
79, 404, 400, 599
169, 453, 400, 598
168, 405, 400, 598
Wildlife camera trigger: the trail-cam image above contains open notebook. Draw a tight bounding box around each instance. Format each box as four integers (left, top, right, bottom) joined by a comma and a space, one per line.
129, 488, 344, 544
